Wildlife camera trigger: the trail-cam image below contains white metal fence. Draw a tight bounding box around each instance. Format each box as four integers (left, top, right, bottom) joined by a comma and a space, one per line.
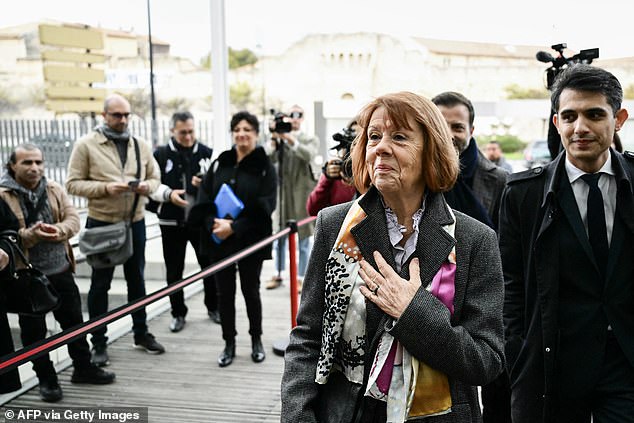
0, 117, 214, 208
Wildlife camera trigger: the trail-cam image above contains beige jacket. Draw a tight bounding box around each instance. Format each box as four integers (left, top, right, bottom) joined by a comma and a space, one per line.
65, 130, 160, 223
0, 180, 79, 270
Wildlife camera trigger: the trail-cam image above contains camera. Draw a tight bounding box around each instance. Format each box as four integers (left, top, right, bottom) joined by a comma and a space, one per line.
536, 43, 599, 89
269, 109, 292, 134
323, 126, 356, 179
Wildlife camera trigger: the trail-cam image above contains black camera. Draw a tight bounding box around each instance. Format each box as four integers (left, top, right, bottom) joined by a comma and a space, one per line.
536, 43, 599, 89
323, 126, 356, 179
270, 109, 292, 134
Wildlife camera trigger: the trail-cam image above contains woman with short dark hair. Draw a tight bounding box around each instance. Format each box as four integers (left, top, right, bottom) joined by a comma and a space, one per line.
194, 111, 276, 367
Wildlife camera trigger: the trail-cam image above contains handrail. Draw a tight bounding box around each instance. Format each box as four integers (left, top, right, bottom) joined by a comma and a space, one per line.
0, 216, 316, 375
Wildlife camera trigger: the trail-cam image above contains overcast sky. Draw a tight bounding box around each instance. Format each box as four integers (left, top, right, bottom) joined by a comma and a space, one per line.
2, 0, 632, 63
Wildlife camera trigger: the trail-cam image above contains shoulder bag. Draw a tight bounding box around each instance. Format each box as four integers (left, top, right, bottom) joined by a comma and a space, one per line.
0, 230, 61, 316
78, 137, 141, 269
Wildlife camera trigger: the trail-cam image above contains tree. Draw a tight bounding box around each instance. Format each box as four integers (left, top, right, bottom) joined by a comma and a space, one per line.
127, 89, 151, 118
478, 134, 526, 153
504, 84, 549, 99
159, 97, 192, 115
201, 47, 258, 70
230, 81, 254, 110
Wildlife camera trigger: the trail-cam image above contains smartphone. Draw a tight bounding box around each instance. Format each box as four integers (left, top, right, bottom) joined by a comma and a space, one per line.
128, 180, 140, 188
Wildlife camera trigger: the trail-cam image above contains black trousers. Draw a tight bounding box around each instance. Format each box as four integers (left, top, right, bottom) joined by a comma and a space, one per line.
214, 254, 263, 341
160, 225, 217, 317
553, 333, 634, 423
0, 300, 21, 393
481, 371, 512, 423
18, 268, 91, 382
87, 218, 148, 346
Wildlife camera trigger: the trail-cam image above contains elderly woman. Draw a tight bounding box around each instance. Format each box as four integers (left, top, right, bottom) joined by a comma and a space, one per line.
281, 92, 504, 422
193, 111, 276, 368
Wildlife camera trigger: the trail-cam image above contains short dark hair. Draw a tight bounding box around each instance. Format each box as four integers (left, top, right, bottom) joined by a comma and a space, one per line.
5, 143, 43, 177
170, 111, 194, 129
230, 111, 259, 134
431, 91, 475, 127
551, 64, 623, 116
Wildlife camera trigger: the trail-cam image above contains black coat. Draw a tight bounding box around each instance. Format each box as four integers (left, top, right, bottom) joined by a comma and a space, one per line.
0, 199, 22, 393
499, 150, 634, 422
191, 146, 276, 262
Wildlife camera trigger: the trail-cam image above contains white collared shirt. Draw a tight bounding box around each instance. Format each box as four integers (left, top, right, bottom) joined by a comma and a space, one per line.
564, 153, 616, 245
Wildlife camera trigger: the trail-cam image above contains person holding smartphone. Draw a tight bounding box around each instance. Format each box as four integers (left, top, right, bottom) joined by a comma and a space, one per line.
66, 94, 165, 367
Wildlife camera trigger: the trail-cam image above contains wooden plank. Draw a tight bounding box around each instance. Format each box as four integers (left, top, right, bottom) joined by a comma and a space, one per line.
43, 65, 104, 83
41, 50, 107, 64
45, 99, 103, 113
38, 24, 103, 50
45, 86, 106, 100
3, 257, 289, 421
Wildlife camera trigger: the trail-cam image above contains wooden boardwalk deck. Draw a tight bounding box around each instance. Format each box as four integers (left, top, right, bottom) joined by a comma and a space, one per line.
3, 260, 295, 422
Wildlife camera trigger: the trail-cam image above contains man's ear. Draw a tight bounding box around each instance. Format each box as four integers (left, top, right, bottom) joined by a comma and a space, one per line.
615, 108, 629, 131
552, 113, 560, 133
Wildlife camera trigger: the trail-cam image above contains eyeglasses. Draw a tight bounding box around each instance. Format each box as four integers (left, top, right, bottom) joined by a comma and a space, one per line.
288, 111, 303, 119
107, 112, 131, 119
177, 129, 194, 136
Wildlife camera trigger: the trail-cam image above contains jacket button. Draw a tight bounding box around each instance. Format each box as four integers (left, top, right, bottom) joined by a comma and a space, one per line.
533, 167, 543, 175
545, 347, 551, 353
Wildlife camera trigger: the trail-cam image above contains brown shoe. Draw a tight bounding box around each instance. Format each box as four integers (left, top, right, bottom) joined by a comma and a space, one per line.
266, 276, 282, 290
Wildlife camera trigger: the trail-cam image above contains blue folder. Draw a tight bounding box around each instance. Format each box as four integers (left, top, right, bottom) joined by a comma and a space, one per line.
212, 183, 244, 244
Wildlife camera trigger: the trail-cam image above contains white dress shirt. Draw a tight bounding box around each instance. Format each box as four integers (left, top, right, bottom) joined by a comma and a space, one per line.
565, 153, 616, 246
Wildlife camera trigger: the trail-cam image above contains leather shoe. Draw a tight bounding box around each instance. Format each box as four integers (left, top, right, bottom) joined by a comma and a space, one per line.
266, 276, 282, 290
208, 310, 221, 324
39, 379, 63, 402
251, 336, 265, 363
91, 345, 109, 367
169, 316, 186, 332
218, 340, 236, 367
71, 365, 116, 384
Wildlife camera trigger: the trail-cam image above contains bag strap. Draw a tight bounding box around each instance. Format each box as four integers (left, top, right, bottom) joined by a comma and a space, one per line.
0, 229, 31, 271
128, 137, 141, 223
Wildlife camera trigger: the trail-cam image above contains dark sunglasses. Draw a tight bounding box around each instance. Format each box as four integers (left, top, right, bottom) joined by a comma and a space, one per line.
107, 112, 131, 119
288, 111, 303, 119
177, 129, 195, 136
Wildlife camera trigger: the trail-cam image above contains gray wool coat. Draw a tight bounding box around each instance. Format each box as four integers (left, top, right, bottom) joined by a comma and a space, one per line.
281, 186, 505, 423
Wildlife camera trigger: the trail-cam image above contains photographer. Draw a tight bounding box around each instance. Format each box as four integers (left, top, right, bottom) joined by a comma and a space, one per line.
306, 120, 358, 216
266, 105, 319, 290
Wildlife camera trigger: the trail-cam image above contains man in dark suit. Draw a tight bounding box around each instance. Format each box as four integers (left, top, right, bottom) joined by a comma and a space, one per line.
500, 64, 634, 422
432, 92, 508, 231
433, 91, 510, 422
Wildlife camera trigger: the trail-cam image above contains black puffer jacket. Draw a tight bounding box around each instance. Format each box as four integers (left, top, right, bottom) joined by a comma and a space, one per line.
191, 146, 276, 261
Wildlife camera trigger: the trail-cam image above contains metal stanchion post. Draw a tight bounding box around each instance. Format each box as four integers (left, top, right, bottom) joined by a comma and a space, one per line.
272, 219, 298, 356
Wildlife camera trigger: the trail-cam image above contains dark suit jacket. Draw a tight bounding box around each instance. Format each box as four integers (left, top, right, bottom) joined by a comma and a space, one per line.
499, 150, 634, 423
472, 151, 508, 228
281, 186, 504, 422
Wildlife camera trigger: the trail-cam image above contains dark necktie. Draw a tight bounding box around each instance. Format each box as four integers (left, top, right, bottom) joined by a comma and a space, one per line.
580, 173, 609, 277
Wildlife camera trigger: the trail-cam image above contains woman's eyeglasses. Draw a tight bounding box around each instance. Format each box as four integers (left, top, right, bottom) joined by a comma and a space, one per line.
288, 111, 303, 119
